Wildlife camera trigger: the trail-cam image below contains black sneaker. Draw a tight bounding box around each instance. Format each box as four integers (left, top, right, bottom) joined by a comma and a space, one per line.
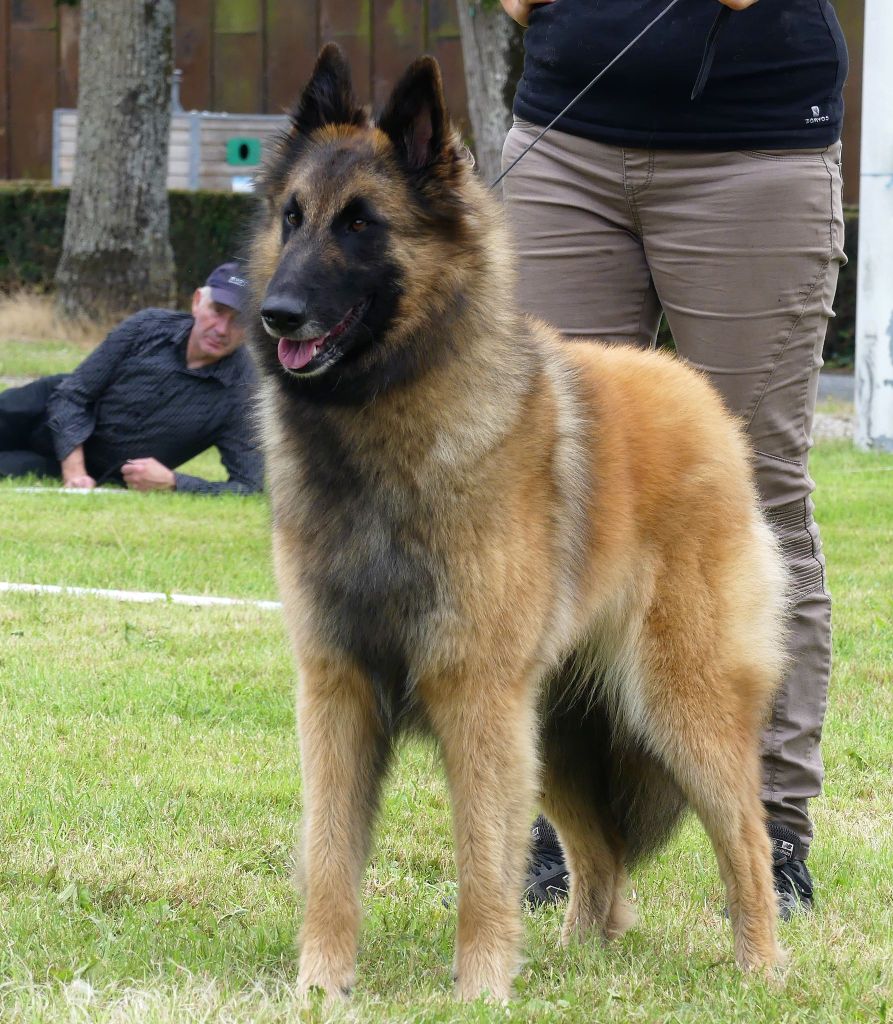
524, 815, 570, 906
768, 822, 814, 920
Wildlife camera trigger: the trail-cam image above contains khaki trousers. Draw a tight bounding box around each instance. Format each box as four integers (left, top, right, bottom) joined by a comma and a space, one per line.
503, 121, 846, 855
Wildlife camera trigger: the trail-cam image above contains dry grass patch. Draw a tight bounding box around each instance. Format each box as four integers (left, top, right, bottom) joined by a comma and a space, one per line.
0, 290, 112, 349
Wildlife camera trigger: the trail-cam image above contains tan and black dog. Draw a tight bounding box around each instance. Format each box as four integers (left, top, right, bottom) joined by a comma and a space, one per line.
247, 44, 789, 1001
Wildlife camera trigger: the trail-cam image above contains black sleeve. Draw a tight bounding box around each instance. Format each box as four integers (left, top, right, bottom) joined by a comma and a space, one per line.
45, 313, 143, 460
172, 388, 264, 496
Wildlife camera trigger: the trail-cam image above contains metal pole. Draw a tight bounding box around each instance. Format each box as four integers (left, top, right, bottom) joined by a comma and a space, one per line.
854, 0, 893, 451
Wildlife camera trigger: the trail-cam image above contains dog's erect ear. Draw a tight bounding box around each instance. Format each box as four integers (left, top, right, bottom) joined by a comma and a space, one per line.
378, 56, 450, 172
289, 43, 367, 134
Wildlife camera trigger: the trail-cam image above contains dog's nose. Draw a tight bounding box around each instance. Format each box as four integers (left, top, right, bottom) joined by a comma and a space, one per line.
261, 296, 308, 336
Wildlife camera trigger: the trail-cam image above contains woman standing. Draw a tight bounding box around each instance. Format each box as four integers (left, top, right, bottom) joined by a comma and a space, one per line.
500, 0, 848, 918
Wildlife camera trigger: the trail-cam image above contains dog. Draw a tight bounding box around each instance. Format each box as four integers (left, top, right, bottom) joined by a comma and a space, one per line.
246, 44, 788, 1001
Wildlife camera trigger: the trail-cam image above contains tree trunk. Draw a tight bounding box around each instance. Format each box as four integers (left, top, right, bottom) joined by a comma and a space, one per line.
55, 0, 176, 320
455, 1, 525, 187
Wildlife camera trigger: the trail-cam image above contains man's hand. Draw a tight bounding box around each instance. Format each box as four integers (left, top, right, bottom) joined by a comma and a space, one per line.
121, 458, 176, 492
500, 0, 556, 27
63, 474, 96, 490
61, 446, 95, 489
718, 0, 759, 9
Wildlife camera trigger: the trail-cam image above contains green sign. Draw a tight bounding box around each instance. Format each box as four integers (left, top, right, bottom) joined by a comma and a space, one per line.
226, 137, 262, 166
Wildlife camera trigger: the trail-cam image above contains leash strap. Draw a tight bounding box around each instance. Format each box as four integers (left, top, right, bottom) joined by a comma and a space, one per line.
93, 463, 124, 486
491, 0, 733, 190
691, 4, 732, 100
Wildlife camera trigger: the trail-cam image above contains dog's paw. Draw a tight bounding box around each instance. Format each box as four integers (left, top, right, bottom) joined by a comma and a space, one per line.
454, 973, 512, 1003
603, 894, 638, 941
560, 906, 603, 948
295, 977, 353, 1007
453, 950, 516, 1002
738, 941, 789, 983
295, 952, 355, 1006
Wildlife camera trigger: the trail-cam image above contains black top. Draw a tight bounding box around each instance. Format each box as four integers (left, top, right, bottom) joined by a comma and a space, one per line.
46, 309, 263, 495
514, 0, 848, 150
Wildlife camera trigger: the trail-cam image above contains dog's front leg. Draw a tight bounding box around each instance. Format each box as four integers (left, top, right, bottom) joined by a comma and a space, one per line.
294, 655, 390, 1002
425, 673, 538, 1001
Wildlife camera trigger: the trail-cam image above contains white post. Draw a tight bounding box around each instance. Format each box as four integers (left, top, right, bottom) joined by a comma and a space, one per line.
854, 0, 893, 451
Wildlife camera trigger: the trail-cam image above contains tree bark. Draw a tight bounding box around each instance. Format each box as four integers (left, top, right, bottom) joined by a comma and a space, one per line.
455, 1, 524, 187
55, 0, 176, 320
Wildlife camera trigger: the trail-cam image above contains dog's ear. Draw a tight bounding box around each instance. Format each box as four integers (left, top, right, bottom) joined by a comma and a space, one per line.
289, 43, 367, 134
378, 56, 451, 173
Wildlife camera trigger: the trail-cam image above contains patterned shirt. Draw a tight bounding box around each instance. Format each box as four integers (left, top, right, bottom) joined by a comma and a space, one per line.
46, 309, 263, 495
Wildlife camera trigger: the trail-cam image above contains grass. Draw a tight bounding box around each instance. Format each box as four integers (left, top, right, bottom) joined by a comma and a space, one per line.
0, 292, 110, 378
0, 309, 888, 1019
1, 480, 271, 598
1, 439, 891, 1022
813, 396, 855, 418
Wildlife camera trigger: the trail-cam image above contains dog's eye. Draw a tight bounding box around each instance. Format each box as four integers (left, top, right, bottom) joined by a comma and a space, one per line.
347, 218, 368, 233
284, 207, 302, 229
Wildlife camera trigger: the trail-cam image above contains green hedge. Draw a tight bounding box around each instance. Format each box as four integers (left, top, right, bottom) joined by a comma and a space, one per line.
0, 183, 858, 366
0, 183, 256, 307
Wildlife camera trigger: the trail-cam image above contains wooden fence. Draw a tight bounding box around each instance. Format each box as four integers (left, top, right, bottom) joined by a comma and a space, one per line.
0, 0, 865, 203
0, 0, 467, 182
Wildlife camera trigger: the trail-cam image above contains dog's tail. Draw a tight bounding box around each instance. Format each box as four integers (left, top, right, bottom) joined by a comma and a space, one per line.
608, 738, 688, 866
542, 672, 688, 865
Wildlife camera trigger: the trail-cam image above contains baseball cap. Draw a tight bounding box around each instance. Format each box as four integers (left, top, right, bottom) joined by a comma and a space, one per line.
206, 262, 249, 312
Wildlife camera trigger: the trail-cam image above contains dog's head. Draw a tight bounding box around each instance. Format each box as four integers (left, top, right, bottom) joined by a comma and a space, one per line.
248, 44, 488, 404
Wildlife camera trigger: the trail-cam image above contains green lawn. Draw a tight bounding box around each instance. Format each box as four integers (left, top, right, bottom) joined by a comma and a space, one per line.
0, 338, 94, 380
1, 434, 891, 1021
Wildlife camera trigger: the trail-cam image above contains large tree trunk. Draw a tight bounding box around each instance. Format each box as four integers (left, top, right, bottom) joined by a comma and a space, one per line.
56, 0, 175, 320
455, 1, 525, 187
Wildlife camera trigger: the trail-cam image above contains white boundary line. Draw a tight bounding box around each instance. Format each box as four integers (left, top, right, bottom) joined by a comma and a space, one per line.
10, 487, 132, 495
0, 581, 281, 611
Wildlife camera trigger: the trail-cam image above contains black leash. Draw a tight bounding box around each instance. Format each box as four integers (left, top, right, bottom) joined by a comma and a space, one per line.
691, 4, 732, 100
490, 0, 733, 191
93, 462, 125, 487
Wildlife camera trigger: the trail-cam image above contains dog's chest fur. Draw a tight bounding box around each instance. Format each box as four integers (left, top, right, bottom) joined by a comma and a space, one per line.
273, 407, 457, 730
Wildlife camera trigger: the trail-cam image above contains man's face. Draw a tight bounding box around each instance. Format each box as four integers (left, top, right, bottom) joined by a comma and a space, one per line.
188, 287, 245, 365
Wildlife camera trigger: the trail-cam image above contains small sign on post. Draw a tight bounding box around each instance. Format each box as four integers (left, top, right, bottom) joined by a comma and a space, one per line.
226, 137, 262, 166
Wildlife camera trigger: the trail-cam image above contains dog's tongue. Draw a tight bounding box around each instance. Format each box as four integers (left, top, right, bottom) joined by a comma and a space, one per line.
278, 337, 318, 370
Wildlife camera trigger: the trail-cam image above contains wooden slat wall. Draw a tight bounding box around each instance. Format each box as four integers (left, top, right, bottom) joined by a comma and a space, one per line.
371, 1, 424, 109
55, 111, 196, 191
8, 0, 58, 180
1, 0, 864, 202
177, 0, 213, 112
320, 0, 373, 105
213, 0, 264, 113
57, 3, 80, 109
266, 0, 320, 116
0, 0, 8, 178
426, 0, 467, 136
54, 111, 290, 192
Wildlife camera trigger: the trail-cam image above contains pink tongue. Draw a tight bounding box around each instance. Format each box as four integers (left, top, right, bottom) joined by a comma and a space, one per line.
277, 337, 318, 370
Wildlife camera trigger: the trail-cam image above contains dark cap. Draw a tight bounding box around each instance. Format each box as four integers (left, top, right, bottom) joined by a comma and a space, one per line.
206, 262, 248, 312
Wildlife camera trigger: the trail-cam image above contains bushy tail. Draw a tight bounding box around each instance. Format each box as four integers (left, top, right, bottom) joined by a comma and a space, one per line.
609, 737, 688, 866
542, 663, 688, 866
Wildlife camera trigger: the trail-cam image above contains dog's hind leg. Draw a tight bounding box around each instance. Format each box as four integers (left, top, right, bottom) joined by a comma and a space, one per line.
294, 655, 391, 1001
689, 749, 783, 972
639, 656, 783, 973
687, 753, 781, 971
423, 672, 539, 1002
540, 697, 632, 946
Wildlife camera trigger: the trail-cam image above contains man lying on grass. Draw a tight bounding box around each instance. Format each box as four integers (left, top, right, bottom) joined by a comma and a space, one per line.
0, 263, 263, 495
